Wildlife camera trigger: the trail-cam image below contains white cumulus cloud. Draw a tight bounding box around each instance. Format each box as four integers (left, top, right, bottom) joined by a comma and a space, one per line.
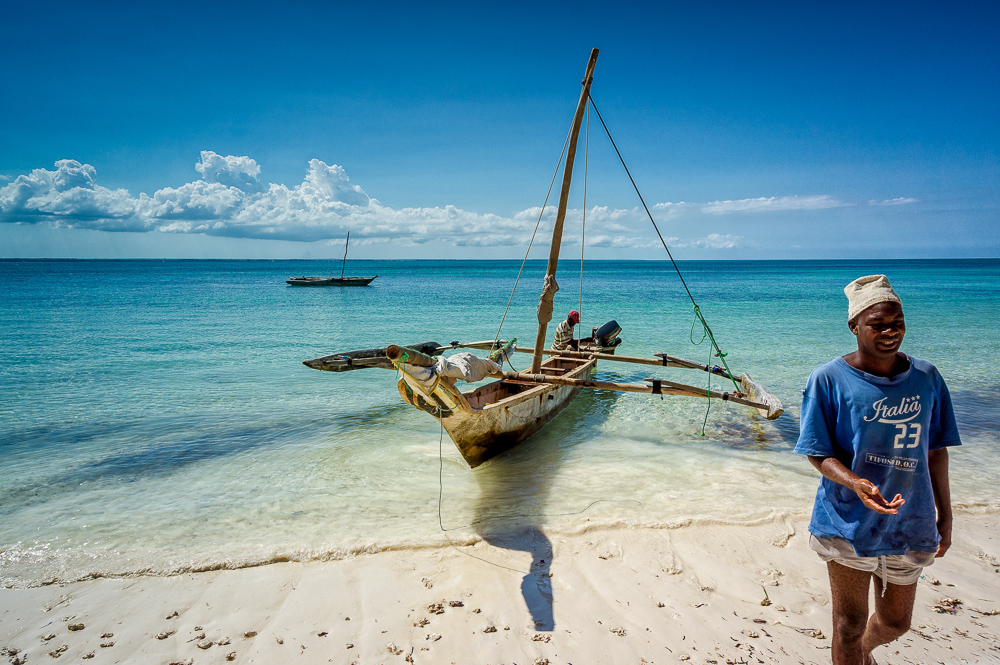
0, 154, 858, 253
0, 159, 144, 231
194, 151, 264, 192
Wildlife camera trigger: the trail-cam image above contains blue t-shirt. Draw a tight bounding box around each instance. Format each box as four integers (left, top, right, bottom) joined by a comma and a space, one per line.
794, 355, 961, 557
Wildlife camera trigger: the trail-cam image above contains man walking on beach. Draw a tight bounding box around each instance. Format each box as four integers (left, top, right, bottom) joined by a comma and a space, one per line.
794, 275, 961, 665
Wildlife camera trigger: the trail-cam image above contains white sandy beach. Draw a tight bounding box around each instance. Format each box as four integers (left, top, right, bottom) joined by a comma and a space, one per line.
2, 513, 997, 665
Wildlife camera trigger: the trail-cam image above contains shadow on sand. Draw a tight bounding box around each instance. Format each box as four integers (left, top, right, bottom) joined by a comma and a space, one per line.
465, 387, 620, 631
471, 451, 558, 631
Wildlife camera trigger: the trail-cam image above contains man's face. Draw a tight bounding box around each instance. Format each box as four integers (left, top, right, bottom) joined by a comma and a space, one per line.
849, 301, 905, 359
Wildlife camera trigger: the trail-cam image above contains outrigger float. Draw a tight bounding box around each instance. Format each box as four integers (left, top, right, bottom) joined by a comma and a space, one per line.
303, 48, 783, 468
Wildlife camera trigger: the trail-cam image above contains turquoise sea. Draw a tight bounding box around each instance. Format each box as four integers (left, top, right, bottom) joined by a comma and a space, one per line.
1, 258, 998, 588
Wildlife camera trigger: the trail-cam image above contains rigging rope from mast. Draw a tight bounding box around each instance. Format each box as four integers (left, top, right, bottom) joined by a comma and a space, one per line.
587, 95, 742, 396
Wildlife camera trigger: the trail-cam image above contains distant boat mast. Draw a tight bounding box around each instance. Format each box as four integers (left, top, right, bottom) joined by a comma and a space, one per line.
341, 231, 350, 279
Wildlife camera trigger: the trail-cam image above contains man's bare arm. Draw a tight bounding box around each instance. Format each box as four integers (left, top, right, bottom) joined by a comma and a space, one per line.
928, 448, 952, 557
807, 455, 905, 514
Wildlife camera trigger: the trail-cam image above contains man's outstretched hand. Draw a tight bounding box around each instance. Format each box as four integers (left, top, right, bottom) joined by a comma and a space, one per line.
852, 478, 905, 514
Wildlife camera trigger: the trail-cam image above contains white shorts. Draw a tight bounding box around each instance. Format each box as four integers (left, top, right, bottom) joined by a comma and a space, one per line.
810, 535, 935, 586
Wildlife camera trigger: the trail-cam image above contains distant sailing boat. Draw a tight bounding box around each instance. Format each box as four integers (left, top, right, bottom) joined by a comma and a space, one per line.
286, 232, 378, 286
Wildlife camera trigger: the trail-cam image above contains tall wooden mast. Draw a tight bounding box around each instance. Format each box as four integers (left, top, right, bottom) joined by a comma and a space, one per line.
530, 48, 599, 373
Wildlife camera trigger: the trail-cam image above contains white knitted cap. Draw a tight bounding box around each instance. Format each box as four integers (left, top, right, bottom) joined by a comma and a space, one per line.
845, 274, 902, 321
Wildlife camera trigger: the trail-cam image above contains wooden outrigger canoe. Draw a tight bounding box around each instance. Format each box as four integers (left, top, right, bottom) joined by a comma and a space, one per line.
382, 49, 611, 467
391, 344, 597, 467
301, 48, 784, 468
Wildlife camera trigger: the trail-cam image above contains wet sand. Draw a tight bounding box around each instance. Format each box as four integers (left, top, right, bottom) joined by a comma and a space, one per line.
2, 514, 998, 665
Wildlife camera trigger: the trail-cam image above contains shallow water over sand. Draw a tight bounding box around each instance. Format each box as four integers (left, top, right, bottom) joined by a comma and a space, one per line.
2, 259, 998, 587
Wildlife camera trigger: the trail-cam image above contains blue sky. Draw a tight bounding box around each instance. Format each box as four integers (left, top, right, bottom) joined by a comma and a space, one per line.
1, 1, 997, 259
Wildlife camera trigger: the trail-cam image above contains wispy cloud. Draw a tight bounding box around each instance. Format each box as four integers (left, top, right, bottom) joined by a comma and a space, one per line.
679, 233, 748, 249
586, 234, 665, 249
868, 197, 919, 206
701, 195, 849, 214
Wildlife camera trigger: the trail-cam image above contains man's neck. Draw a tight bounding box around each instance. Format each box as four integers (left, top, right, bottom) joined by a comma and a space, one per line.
843, 351, 908, 378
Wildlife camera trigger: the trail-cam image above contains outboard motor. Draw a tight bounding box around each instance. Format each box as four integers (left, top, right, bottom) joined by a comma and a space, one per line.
592, 320, 623, 351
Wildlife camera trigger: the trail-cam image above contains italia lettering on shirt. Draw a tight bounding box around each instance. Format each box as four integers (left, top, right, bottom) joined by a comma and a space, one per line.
863, 395, 922, 424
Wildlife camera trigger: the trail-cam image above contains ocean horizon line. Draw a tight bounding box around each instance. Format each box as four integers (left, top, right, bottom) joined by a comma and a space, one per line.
3, 257, 999, 263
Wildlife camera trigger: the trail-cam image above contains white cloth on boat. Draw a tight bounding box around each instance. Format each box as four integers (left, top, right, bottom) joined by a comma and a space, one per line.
437, 353, 501, 382
403, 353, 501, 392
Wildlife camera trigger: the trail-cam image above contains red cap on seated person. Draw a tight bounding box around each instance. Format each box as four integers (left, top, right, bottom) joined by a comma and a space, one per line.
568, 310, 580, 324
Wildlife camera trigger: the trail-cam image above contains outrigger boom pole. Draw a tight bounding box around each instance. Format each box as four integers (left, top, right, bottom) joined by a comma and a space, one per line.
389, 342, 783, 420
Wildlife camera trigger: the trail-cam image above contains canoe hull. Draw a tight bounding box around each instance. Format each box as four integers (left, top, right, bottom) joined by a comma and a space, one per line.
286, 276, 378, 286
397, 354, 596, 467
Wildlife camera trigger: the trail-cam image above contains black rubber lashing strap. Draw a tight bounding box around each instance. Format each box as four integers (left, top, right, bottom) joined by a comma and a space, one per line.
651, 379, 662, 394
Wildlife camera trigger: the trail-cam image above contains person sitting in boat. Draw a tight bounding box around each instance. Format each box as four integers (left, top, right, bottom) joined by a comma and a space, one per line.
553, 310, 580, 351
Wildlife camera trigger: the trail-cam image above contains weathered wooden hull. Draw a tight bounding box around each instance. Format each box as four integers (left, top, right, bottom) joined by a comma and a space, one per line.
397, 354, 596, 467
286, 276, 377, 286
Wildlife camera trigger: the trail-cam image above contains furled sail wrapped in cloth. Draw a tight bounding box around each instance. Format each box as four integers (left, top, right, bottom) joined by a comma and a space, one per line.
404, 352, 502, 393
